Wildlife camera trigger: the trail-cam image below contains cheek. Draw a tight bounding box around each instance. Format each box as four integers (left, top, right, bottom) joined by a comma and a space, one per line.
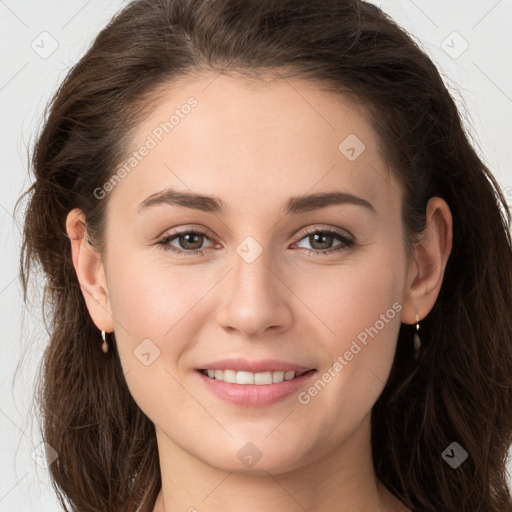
295, 245, 404, 347
295, 246, 406, 419
105, 253, 207, 421
107, 248, 212, 340
104, 249, 201, 379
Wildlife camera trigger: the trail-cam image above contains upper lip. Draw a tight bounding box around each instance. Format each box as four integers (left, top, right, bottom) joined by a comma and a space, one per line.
197, 358, 315, 374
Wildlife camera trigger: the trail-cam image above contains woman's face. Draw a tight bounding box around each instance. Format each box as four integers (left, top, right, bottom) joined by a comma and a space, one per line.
98, 72, 415, 473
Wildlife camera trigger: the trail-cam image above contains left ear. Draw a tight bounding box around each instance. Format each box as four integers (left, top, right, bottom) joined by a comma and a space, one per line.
401, 196, 453, 324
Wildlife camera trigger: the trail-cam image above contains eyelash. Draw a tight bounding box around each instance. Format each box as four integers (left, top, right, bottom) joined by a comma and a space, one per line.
155, 227, 355, 257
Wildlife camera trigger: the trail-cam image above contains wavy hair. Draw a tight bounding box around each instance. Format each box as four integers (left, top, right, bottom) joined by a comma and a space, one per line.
17, 0, 512, 510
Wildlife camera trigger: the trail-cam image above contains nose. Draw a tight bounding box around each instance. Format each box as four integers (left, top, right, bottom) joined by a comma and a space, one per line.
215, 244, 293, 339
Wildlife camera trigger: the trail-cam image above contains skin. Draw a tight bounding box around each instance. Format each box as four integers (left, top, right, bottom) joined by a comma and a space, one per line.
66, 72, 452, 512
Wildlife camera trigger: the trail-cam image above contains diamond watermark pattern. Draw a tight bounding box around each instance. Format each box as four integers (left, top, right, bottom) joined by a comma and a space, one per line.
236, 236, 263, 264
134, 338, 161, 366
237, 442, 263, 468
441, 31, 469, 59
442, 441, 468, 468
338, 134, 366, 161
31, 31, 59, 59
31, 441, 58, 469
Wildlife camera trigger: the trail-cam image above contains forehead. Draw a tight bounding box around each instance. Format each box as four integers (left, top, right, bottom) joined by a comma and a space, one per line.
106, 72, 400, 218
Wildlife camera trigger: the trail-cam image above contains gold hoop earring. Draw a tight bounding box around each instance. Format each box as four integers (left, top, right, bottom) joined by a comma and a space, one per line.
101, 330, 109, 354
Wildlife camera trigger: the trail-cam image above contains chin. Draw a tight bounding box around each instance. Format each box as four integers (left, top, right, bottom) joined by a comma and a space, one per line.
199, 440, 313, 476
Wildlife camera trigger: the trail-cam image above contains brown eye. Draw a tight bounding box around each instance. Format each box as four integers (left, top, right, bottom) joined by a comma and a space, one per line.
295, 228, 355, 255
307, 232, 335, 250
156, 229, 215, 255
176, 232, 205, 250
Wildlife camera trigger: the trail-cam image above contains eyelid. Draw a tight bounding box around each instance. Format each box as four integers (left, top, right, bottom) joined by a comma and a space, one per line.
156, 224, 215, 238
294, 224, 354, 242
159, 228, 218, 247
155, 224, 220, 246
157, 224, 353, 244
155, 223, 355, 256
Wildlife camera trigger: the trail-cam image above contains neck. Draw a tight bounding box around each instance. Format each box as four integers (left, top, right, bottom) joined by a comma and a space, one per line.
152, 414, 408, 512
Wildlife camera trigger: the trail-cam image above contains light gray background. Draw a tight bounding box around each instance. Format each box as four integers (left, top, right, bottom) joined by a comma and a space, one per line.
1, 1, 511, 510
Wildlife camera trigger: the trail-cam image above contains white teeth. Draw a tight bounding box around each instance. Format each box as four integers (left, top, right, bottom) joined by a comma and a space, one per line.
254, 371, 272, 385
272, 371, 284, 383
223, 369, 236, 383
203, 369, 300, 384
236, 371, 254, 385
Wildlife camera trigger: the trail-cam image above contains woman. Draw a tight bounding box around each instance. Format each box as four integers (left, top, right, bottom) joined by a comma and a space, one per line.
18, 0, 512, 510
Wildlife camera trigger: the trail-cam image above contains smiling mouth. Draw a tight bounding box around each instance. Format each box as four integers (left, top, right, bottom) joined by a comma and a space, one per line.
198, 368, 315, 385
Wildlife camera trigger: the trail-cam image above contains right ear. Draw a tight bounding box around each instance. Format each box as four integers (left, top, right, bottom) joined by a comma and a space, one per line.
65, 208, 114, 333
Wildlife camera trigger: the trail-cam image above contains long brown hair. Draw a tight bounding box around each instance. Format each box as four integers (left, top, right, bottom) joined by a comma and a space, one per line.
17, 0, 512, 510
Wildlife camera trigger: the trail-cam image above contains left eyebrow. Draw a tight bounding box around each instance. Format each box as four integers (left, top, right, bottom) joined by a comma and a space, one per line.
285, 191, 376, 215
137, 187, 376, 215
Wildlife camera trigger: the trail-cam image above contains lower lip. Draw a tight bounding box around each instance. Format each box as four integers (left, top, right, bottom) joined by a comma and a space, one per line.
196, 370, 317, 407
